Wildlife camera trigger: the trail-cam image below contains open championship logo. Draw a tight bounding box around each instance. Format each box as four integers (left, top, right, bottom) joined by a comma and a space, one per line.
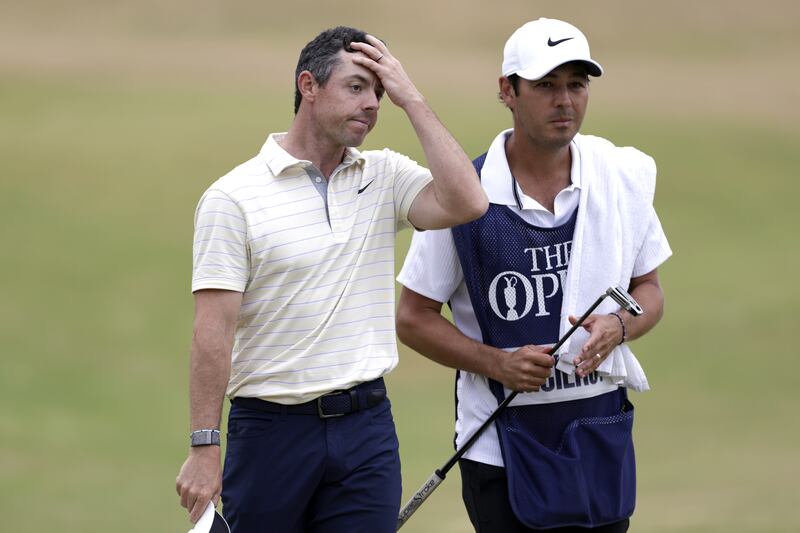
488, 271, 534, 321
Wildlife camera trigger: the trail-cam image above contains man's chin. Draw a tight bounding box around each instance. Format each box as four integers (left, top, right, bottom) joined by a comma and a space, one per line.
345, 133, 369, 148
545, 129, 578, 148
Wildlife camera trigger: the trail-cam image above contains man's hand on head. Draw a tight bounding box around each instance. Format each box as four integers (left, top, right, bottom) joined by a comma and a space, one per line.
349, 35, 424, 109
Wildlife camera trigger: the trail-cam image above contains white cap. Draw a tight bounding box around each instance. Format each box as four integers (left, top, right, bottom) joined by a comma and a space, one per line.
502, 18, 603, 80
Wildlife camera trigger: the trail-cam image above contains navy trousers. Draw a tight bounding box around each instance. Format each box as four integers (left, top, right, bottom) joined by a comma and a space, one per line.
221, 395, 401, 533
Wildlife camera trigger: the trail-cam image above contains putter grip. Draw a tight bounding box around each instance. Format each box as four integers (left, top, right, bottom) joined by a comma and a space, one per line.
396, 470, 445, 530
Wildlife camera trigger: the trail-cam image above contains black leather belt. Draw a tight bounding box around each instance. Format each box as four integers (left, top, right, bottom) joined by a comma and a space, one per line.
232, 377, 387, 419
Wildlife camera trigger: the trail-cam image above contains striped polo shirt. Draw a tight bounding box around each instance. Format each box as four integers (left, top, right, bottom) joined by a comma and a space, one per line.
192, 133, 432, 404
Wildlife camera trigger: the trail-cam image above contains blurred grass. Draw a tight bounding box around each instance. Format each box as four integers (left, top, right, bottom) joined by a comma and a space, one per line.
1, 2, 799, 531
1, 72, 797, 532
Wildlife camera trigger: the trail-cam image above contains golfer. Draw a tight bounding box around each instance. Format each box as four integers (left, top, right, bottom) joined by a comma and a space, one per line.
397, 18, 671, 532
175, 26, 488, 532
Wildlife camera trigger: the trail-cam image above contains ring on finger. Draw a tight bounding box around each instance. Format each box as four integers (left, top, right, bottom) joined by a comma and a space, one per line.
375, 54, 384, 62
594, 353, 602, 361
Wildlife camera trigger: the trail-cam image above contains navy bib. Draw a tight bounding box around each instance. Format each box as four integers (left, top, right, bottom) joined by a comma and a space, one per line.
451, 167, 577, 350
450, 153, 636, 529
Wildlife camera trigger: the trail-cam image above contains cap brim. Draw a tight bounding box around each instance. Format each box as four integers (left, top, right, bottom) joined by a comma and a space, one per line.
515, 59, 603, 80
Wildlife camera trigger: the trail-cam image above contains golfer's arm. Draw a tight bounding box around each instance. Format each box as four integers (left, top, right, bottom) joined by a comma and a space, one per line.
396, 287, 505, 379
619, 269, 664, 342
402, 100, 488, 230
189, 289, 241, 432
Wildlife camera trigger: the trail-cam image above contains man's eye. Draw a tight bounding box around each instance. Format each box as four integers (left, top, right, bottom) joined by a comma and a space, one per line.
351, 85, 362, 92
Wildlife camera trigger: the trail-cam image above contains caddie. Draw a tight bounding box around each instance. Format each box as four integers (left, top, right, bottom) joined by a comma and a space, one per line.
397, 18, 672, 532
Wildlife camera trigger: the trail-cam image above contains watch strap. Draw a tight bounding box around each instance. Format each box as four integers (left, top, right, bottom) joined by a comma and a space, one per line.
190, 429, 221, 447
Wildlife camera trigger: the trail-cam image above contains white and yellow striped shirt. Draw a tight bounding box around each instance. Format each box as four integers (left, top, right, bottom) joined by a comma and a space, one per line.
192, 133, 432, 404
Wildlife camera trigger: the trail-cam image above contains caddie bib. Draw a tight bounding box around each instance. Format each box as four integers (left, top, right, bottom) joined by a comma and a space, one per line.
450, 153, 636, 528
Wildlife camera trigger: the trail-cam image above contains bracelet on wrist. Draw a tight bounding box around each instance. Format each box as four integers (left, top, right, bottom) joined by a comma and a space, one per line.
609, 312, 627, 345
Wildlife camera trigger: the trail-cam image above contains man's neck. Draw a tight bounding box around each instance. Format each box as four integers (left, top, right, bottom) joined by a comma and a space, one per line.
280, 122, 347, 179
505, 132, 573, 213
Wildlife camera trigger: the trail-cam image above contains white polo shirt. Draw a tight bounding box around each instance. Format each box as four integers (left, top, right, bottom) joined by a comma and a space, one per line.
193, 133, 432, 404
397, 129, 671, 466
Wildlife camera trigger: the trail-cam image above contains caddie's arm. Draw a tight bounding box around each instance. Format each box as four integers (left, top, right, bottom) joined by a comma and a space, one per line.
571, 269, 665, 377
350, 36, 488, 230
176, 289, 242, 524
618, 269, 665, 341
397, 287, 554, 392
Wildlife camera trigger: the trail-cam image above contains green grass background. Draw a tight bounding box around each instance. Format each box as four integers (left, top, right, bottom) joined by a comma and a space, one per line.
1, 1, 797, 531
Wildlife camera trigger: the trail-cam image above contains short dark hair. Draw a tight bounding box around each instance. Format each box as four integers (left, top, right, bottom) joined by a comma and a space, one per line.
507, 73, 521, 95
293, 26, 369, 114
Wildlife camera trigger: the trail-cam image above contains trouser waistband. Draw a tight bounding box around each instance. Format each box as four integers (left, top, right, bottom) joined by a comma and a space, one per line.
231, 377, 386, 419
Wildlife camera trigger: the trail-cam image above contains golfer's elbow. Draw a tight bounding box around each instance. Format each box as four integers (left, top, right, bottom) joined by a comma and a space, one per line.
448, 191, 489, 225
464, 191, 489, 221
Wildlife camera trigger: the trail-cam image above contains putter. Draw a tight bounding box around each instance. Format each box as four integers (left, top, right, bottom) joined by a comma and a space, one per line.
396, 286, 643, 530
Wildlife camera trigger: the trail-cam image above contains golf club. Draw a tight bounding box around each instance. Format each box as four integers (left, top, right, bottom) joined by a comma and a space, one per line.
396, 286, 644, 530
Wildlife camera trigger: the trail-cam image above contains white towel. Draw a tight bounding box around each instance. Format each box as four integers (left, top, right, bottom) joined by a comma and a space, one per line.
553, 134, 658, 392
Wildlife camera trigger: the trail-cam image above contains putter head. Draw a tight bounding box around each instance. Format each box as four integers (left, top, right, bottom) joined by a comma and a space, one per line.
607, 286, 644, 316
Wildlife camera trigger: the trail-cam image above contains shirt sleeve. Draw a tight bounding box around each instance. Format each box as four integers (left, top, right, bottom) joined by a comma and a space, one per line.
632, 205, 672, 277
397, 227, 464, 303
387, 150, 433, 230
191, 188, 249, 293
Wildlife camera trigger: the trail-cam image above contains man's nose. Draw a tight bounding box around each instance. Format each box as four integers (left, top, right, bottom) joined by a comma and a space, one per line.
553, 86, 572, 108
362, 91, 380, 111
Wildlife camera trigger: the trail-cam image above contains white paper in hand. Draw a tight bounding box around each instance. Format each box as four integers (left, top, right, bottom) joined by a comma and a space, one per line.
187, 501, 230, 533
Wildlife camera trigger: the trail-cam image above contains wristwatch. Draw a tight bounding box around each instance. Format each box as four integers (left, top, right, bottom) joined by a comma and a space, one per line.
190, 429, 221, 447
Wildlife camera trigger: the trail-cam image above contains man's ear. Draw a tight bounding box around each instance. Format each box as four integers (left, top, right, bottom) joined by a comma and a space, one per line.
297, 71, 318, 103
498, 76, 515, 110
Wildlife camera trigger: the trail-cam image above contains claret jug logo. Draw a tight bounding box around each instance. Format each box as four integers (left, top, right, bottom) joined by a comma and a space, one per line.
488, 271, 534, 321
487, 238, 572, 322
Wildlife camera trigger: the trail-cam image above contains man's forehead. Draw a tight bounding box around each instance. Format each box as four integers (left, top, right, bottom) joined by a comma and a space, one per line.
332, 50, 377, 79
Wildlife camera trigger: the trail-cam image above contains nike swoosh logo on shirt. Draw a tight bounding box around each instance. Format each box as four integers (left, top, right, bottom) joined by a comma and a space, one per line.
358, 180, 374, 194
547, 37, 574, 47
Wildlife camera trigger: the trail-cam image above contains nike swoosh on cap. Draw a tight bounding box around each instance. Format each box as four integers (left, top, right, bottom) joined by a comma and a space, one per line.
547, 37, 574, 47
358, 180, 374, 194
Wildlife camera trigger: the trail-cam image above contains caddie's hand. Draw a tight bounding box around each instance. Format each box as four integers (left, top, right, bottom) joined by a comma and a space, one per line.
349, 35, 424, 109
176, 446, 222, 524
569, 314, 624, 377
495, 345, 554, 392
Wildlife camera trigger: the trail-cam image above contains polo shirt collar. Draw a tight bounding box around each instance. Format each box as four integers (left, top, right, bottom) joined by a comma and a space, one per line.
260, 133, 366, 176
482, 129, 581, 209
